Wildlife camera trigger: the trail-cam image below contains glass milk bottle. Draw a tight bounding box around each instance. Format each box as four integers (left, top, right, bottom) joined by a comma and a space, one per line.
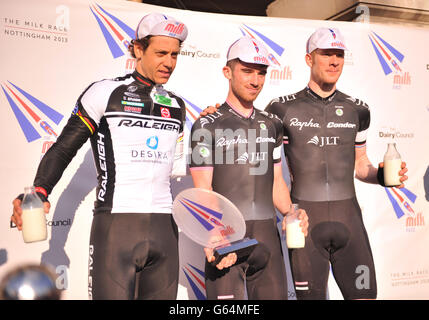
21, 186, 47, 243
383, 143, 402, 187
286, 204, 305, 248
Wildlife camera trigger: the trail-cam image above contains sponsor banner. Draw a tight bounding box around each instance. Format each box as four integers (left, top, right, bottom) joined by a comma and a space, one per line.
1, 0, 428, 300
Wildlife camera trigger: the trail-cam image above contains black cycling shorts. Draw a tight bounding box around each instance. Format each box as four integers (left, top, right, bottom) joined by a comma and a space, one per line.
288, 197, 377, 300
205, 218, 287, 300
88, 212, 179, 300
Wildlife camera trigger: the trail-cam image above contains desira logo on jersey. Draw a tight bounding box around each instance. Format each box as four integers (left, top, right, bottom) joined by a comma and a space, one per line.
307, 136, 340, 147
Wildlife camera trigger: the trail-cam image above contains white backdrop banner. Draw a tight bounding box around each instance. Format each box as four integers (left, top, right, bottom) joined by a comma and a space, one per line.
1, 0, 428, 300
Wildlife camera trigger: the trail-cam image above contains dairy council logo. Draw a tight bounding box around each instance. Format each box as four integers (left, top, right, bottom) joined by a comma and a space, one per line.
368, 31, 410, 89
182, 263, 206, 300
90, 3, 134, 59
179, 43, 221, 60
1, 81, 64, 143
239, 24, 292, 85
385, 187, 424, 232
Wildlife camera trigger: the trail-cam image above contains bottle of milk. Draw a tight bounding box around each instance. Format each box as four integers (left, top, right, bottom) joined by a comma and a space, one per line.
21, 186, 47, 243
286, 204, 305, 248
383, 143, 402, 187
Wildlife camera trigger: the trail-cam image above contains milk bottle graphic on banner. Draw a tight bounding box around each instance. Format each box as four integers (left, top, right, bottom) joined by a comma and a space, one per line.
383, 143, 402, 187
21, 186, 47, 243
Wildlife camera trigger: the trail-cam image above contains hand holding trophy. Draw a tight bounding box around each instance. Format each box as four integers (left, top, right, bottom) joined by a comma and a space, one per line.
172, 188, 258, 267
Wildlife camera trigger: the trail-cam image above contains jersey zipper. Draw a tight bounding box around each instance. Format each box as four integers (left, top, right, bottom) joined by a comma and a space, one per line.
324, 103, 330, 201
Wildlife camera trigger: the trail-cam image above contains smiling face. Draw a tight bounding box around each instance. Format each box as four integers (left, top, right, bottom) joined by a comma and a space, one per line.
134, 35, 180, 84
223, 59, 267, 104
306, 48, 345, 86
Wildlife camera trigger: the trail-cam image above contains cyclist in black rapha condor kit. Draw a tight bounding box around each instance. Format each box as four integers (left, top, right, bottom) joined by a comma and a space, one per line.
12, 13, 189, 300
190, 37, 308, 300
266, 27, 408, 300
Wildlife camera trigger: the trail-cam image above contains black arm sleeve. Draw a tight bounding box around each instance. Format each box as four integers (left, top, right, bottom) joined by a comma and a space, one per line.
33, 113, 95, 195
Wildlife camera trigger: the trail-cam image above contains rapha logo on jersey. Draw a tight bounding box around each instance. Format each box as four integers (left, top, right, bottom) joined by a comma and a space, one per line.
216, 135, 248, 149
290, 118, 321, 131
179, 197, 236, 238
1, 81, 64, 143
216, 135, 275, 149
90, 4, 134, 59
238, 24, 291, 85
182, 263, 206, 300
368, 31, 411, 89
384, 187, 424, 232
307, 136, 339, 147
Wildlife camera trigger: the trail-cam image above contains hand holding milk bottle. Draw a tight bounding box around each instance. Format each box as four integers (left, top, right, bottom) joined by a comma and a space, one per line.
20, 186, 48, 243
383, 143, 404, 187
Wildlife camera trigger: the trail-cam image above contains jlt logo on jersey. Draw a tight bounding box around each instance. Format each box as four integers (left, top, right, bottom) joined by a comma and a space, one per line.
307, 136, 340, 147
236, 152, 268, 164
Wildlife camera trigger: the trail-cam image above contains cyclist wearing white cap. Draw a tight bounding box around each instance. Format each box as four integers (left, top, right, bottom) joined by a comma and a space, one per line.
190, 36, 308, 300
11, 13, 189, 299
266, 27, 408, 299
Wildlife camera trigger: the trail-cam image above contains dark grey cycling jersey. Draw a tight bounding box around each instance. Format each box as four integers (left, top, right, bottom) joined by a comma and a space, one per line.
190, 102, 283, 220
266, 87, 370, 202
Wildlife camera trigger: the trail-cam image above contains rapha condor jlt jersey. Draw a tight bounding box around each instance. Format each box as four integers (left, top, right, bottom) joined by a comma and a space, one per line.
265, 87, 370, 202
34, 71, 186, 214
189, 102, 283, 221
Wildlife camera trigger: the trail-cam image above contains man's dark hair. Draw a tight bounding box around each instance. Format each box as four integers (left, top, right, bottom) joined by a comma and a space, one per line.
226, 58, 240, 70
128, 36, 184, 58
128, 36, 153, 58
